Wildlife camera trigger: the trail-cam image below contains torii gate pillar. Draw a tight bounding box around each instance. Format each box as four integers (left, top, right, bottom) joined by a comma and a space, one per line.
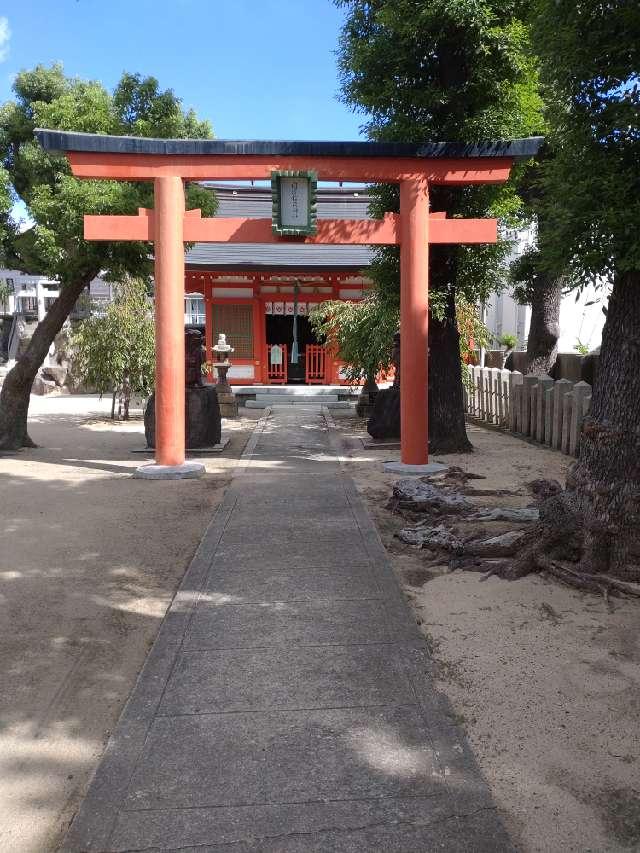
153, 176, 187, 469
399, 177, 430, 466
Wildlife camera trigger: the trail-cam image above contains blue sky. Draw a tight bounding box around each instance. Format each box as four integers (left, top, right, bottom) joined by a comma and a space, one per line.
0, 0, 366, 140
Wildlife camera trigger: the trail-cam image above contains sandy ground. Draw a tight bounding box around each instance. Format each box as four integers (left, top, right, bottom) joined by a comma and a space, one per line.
337, 416, 640, 853
0, 395, 256, 853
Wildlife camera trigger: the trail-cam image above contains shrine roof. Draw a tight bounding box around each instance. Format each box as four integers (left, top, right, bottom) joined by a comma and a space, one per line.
185, 242, 373, 272
35, 130, 543, 160
186, 184, 374, 270
212, 183, 371, 219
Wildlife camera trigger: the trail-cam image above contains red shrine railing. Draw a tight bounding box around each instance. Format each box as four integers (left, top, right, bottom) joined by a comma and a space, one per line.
305, 345, 326, 384
266, 344, 288, 384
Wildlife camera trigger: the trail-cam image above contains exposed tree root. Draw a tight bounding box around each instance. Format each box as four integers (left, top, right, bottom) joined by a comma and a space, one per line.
388, 468, 640, 602
535, 556, 640, 600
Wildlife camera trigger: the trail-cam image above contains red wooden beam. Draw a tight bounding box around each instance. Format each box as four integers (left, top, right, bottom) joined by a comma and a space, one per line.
69, 151, 512, 184
84, 211, 497, 245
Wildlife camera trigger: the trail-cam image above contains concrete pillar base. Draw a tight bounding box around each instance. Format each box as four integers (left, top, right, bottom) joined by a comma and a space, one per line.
133, 462, 206, 480
383, 461, 447, 476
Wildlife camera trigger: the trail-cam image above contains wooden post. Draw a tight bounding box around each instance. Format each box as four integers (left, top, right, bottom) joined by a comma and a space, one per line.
479, 368, 487, 421
400, 177, 429, 464
536, 376, 554, 442
552, 379, 573, 450
523, 375, 539, 437
499, 368, 511, 427
154, 176, 186, 467
544, 386, 554, 445
508, 371, 523, 432
562, 391, 574, 454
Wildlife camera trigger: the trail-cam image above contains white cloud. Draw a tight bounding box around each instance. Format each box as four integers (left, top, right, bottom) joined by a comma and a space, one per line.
0, 18, 10, 63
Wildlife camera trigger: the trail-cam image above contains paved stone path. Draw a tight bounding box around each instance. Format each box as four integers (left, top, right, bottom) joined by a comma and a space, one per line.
64, 407, 513, 852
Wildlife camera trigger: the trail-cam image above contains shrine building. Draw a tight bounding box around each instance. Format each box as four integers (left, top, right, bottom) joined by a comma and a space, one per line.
183, 183, 373, 386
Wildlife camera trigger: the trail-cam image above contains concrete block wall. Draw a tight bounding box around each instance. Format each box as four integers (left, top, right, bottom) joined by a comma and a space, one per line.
466, 365, 592, 458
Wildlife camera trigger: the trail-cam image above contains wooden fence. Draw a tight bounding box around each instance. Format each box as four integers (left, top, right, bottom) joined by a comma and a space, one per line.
266, 344, 288, 384
465, 365, 592, 457
305, 344, 326, 384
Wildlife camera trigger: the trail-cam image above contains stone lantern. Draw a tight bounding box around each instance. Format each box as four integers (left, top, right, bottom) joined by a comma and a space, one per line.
211, 333, 238, 418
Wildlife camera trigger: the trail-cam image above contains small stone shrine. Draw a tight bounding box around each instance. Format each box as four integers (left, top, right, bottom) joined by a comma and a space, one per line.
211, 333, 238, 418
144, 329, 221, 448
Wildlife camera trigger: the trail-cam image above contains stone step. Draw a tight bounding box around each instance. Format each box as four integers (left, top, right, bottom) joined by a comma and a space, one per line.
247, 387, 343, 396
245, 399, 353, 409
257, 394, 339, 405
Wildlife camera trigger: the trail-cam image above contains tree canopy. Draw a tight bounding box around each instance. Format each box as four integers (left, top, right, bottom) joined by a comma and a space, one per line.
529, 0, 639, 281
335, 0, 545, 449
0, 65, 216, 286
0, 65, 216, 450
337, 0, 545, 287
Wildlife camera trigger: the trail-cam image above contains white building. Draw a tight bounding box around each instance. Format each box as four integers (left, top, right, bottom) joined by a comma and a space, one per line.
0, 269, 116, 321
184, 294, 205, 326
484, 225, 609, 355
0, 269, 60, 322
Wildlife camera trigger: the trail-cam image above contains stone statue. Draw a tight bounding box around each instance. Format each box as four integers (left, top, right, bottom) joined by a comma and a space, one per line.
145, 328, 221, 448
185, 328, 205, 388
367, 332, 401, 439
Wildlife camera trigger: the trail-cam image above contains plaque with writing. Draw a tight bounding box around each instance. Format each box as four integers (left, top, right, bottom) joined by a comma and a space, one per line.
271, 170, 317, 237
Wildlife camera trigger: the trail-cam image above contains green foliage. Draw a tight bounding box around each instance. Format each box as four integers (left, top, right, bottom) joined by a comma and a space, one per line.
0, 64, 216, 288
337, 0, 543, 142
457, 296, 490, 389
457, 296, 490, 359
528, 0, 640, 279
72, 277, 155, 418
574, 340, 590, 356
497, 332, 518, 350
335, 0, 546, 372
309, 294, 398, 382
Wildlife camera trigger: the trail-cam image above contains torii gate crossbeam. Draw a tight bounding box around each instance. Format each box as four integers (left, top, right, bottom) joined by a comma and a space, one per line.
35, 131, 542, 478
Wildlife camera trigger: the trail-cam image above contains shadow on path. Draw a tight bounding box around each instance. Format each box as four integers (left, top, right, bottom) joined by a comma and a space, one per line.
62, 408, 514, 852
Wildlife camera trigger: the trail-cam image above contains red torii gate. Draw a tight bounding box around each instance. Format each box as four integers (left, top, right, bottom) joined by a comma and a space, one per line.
36, 131, 541, 478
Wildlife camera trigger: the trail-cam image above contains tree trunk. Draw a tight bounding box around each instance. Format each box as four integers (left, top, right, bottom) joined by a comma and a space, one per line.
429, 288, 472, 454
0, 273, 95, 450
526, 272, 562, 374
123, 374, 131, 421
565, 271, 640, 578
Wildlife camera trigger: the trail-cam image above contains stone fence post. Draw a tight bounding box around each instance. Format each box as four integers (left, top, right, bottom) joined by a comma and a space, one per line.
552, 379, 573, 450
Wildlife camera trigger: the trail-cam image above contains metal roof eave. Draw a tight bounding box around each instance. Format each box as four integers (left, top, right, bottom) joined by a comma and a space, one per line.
34, 130, 544, 161
185, 263, 372, 273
